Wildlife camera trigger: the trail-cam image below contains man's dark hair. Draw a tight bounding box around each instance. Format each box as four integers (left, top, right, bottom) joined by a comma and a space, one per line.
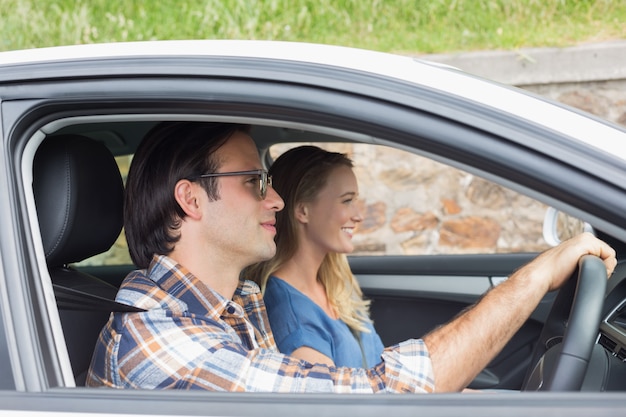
124, 121, 251, 268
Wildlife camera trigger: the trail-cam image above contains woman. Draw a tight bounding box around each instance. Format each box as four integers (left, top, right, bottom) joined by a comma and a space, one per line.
245, 145, 384, 367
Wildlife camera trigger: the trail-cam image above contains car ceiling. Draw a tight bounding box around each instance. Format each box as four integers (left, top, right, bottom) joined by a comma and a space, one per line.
50, 120, 356, 158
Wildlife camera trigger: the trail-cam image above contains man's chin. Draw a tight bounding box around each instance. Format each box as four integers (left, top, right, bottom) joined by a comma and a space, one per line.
252, 245, 276, 264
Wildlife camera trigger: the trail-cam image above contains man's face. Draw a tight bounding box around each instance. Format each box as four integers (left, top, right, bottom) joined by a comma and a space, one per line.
199, 131, 284, 268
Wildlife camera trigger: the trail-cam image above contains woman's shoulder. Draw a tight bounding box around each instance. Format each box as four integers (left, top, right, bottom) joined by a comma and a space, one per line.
264, 275, 294, 302
263, 276, 301, 316
265, 276, 308, 300
264, 276, 322, 321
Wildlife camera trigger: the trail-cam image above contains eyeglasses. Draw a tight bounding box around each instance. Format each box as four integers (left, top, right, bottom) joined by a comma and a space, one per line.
187, 169, 273, 200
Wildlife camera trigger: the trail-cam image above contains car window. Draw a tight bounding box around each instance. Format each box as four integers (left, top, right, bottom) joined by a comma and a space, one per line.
270, 142, 552, 256
77, 140, 553, 269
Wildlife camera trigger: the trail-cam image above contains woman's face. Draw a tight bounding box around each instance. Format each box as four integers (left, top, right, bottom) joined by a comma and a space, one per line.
299, 165, 363, 255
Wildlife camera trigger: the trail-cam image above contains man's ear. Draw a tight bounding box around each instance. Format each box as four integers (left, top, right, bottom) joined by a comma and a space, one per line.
174, 179, 202, 220
295, 202, 309, 224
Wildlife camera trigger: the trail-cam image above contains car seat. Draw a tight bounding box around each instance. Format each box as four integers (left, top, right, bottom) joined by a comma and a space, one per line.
32, 134, 131, 386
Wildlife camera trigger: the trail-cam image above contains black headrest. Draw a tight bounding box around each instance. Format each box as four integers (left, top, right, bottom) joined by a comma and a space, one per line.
33, 134, 124, 267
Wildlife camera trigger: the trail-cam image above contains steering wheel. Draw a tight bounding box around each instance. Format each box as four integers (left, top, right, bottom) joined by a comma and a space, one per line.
522, 255, 607, 391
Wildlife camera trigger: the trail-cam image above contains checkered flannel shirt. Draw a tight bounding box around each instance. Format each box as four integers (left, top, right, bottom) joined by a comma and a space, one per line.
87, 255, 435, 393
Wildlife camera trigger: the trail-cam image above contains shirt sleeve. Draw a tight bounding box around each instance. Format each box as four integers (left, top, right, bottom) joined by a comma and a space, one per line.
277, 323, 335, 359
110, 312, 435, 393
263, 277, 335, 359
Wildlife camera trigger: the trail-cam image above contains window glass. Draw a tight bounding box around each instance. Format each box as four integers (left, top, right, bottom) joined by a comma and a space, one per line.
270, 142, 552, 255
78, 140, 553, 267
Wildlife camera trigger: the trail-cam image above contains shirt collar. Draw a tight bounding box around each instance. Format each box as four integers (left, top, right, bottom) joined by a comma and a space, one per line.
147, 254, 252, 319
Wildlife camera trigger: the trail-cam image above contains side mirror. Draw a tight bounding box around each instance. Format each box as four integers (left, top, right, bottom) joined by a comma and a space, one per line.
543, 207, 595, 247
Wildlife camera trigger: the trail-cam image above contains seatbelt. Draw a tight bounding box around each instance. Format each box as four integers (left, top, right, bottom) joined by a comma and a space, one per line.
53, 284, 145, 312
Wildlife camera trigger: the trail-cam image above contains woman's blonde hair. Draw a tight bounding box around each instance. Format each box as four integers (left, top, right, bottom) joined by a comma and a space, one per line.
244, 145, 372, 332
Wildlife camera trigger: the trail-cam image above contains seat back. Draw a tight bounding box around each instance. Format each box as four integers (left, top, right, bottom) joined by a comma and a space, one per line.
33, 134, 125, 385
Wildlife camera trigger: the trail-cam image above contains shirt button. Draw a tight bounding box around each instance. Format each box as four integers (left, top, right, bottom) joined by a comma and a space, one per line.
226, 305, 236, 314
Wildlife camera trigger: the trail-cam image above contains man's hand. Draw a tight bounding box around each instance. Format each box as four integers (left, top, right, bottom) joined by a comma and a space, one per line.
423, 232, 616, 393
523, 232, 616, 293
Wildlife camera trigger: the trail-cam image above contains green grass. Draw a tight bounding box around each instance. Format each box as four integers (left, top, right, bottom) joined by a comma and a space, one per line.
1, 0, 625, 54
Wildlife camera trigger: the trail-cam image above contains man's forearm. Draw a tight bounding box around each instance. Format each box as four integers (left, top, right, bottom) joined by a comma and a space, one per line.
423, 266, 549, 392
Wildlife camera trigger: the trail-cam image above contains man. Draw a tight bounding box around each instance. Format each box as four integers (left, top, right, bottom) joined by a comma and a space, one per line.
87, 121, 616, 392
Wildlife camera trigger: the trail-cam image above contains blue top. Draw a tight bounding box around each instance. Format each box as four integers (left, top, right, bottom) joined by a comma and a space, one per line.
263, 276, 385, 368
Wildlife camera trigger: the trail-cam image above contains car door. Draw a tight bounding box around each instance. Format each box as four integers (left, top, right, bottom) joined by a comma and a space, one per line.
352, 254, 549, 389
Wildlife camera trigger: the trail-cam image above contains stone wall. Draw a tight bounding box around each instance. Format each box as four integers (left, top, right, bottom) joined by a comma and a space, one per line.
350, 151, 550, 255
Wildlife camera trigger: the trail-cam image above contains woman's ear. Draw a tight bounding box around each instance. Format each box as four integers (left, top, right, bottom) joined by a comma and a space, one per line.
295, 202, 309, 224
174, 179, 202, 220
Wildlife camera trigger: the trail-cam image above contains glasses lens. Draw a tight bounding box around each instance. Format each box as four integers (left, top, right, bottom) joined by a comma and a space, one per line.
260, 171, 267, 199
259, 170, 273, 200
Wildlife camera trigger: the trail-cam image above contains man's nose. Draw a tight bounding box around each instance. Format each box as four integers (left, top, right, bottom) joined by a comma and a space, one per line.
266, 185, 285, 211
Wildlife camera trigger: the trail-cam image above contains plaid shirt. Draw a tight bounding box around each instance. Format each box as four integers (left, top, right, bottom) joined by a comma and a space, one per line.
87, 255, 435, 393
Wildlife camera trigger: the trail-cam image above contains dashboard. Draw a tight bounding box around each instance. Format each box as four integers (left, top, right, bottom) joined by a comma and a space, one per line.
594, 262, 626, 390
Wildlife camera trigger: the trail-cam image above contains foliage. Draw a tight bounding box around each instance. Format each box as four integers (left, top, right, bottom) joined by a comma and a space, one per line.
1, 0, 625, 53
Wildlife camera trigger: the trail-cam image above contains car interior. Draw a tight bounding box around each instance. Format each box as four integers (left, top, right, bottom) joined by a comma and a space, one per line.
32, 119, 380, 387
27, 116, 626, 392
